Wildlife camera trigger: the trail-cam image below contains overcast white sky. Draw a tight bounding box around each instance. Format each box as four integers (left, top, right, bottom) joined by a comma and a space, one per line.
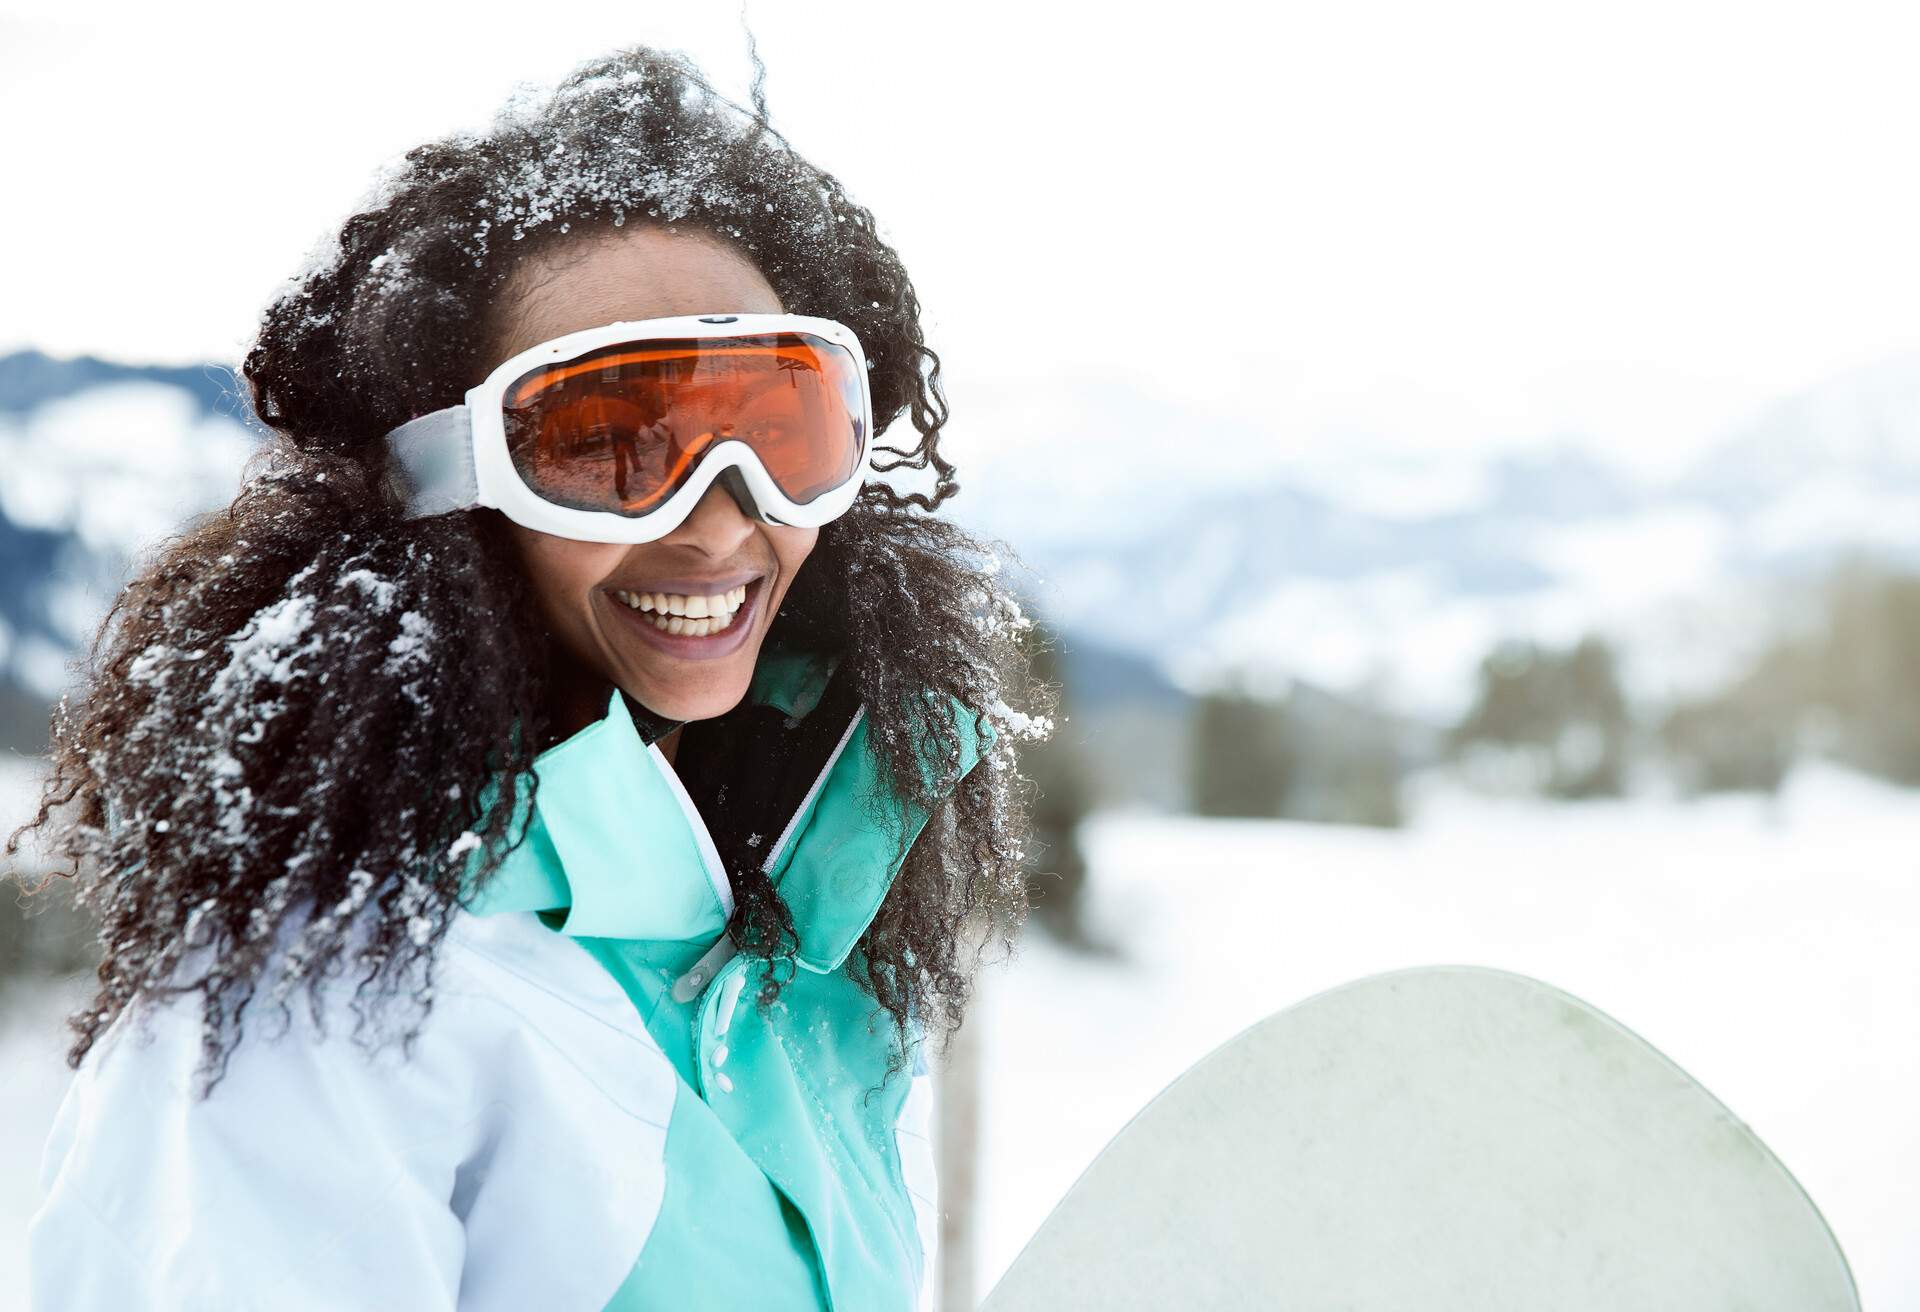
4, 0, 1918, 477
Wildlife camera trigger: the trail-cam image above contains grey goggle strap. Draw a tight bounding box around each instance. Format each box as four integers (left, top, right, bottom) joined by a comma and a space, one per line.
384, 405, 479, 519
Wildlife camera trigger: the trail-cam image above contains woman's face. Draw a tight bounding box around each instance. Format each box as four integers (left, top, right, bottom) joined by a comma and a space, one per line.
485, 226, 818, 731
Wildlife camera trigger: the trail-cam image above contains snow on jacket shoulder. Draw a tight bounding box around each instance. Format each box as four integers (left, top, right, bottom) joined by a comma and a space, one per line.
28, 643, 991, 1311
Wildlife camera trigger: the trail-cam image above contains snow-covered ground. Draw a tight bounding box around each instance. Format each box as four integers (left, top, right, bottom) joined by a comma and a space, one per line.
971, 765, 1919, 1307
2, 765, 1914, 1307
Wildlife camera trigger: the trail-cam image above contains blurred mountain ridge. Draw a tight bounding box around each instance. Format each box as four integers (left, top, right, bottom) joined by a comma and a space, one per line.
0, 347, 247, 421
0, 352, 256, 729
951, 353, 1920, 712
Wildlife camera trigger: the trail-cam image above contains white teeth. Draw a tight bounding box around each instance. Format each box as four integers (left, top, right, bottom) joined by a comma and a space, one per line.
619, 581, 754, 638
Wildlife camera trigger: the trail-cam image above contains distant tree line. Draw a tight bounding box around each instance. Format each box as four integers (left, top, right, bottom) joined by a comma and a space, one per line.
1661, 560, 1920, 793
1451, 636, 1631, 799
1015, 618, 1098, 948
1187, 679, 1407, 828
1186, 557, 1920, 819
1446, 557, 1920, 800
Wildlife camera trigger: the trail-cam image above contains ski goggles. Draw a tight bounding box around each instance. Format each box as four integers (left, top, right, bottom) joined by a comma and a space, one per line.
384, 313, 873, 543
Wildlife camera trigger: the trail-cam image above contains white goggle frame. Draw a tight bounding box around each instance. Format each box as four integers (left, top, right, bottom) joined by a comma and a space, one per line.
384, 312, 874, 544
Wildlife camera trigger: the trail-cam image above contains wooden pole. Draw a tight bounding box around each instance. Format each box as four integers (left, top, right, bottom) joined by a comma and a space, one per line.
934, 973, 984, 1311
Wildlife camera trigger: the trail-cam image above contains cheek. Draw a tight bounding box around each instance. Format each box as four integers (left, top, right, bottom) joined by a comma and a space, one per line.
768, 527, 820, 600
508, 525, 621, 633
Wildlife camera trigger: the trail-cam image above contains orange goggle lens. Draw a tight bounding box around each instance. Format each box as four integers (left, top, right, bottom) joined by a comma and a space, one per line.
502, 331, 867, 517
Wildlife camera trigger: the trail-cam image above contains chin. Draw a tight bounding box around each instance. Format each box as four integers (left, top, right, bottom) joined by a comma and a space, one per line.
630, 674, 751, 723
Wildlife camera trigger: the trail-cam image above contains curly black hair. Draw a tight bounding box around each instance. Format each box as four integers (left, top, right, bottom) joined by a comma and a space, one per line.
6, 43, 1049, 1097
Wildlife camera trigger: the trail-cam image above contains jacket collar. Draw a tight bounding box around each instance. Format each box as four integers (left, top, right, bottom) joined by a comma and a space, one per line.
457, 642, 990, 972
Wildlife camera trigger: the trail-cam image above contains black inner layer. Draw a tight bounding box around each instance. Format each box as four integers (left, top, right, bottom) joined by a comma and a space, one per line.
620, 653, 862, 896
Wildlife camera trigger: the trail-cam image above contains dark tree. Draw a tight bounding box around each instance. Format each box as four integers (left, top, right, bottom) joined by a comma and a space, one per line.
1453, 635, 1630, 799
1017, 618, 1098, 948
1189, 685, 1296, 818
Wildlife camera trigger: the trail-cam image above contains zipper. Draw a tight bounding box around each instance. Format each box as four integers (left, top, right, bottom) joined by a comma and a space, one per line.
647, 740, 736, 920
665, 701, 866, 1007
760, 705, 865, 875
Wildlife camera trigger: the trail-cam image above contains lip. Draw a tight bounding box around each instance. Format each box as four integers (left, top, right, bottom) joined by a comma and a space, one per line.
603, 575, 765, 663
612, 571, 763, 598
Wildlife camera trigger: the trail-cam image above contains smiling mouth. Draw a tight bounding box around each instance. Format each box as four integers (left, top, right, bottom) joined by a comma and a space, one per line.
609, 582, 752, 638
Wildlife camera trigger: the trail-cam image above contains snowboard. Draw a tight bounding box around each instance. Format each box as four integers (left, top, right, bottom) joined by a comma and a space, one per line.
981, 965, 1859, 1311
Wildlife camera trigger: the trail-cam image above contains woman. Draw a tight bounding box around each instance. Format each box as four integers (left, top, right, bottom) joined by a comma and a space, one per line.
19, 44, 1045, 1311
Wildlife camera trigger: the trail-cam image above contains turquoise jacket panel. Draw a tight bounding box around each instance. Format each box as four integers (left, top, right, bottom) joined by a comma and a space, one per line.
457, 644, 990, 1311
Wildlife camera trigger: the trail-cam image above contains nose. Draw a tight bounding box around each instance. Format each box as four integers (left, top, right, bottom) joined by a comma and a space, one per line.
660, 479, 757, 559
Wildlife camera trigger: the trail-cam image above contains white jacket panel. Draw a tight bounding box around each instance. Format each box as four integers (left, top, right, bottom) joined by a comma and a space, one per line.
28, 910, 676, 1311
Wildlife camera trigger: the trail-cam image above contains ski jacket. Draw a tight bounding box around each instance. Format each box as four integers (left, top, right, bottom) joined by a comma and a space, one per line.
28, 642, 989, 1311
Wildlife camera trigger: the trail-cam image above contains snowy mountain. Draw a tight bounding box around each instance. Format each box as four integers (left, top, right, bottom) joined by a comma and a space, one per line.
946, 356, 1920, 716
0, 351, 255, 736
1678, 354, 1920, 567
